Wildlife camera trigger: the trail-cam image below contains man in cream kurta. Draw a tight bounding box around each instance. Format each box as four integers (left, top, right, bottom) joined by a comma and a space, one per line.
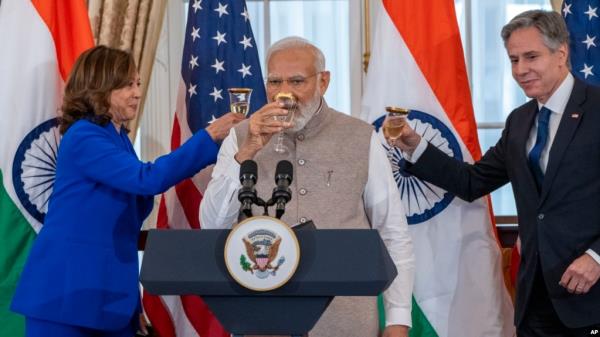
200, 36, 414, 337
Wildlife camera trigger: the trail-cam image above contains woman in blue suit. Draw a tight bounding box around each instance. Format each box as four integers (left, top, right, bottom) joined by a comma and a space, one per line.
10, 46, 244, 337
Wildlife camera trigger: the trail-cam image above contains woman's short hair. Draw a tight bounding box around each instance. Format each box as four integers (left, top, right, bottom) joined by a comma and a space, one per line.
60, 45, 137, 134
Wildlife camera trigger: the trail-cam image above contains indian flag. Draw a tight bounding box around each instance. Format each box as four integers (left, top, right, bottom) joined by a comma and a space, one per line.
361, 1, 515, 336
0, 1, 93, 335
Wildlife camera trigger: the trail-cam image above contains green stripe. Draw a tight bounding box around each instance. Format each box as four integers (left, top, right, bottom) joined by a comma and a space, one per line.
378, 294, 386, 331
409, 297, 438, 337
0, 170, 36, 337
378, 295, 439, 337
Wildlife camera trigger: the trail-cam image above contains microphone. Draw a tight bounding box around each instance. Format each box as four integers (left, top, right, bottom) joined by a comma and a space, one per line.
272, 160, 293, 219
238, 160, 258, 218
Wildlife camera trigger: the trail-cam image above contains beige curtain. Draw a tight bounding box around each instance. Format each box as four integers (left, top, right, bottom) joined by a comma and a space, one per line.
87, 0, 167, 142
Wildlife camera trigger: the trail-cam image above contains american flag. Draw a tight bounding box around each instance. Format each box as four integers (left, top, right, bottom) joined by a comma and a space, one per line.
142, 1, 266, 336
563, 0, 600, 86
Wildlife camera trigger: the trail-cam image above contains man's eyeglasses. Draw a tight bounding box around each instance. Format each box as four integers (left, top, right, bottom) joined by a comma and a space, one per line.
266, 72, 321, 90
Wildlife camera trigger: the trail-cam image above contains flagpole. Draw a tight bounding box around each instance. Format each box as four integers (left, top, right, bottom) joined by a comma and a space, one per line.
363, 0, 370, 73
264, 0, 271, 59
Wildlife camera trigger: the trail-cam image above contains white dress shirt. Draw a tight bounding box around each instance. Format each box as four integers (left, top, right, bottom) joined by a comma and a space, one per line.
407, 73, 600, 264
200, 129, 416, 327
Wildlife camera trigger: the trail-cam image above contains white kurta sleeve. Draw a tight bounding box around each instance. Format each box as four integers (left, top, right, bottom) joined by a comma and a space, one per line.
200, 129, 243, 229
364, 131, 415, 327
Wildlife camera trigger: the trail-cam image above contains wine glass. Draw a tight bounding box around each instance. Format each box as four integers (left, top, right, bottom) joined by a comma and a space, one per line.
382, 106, 409, 144
273, 92, 297, 154
228, 88, 253, 116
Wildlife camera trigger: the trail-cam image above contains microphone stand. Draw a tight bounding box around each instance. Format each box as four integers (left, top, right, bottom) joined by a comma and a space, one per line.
245, 197, 283, 219
239, 160, 292, 220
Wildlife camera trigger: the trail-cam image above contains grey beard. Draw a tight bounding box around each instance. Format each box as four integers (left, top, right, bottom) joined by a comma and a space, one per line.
288, 95, 322, 133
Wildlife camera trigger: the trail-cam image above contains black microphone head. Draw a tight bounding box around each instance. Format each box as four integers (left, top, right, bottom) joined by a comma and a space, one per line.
240, 160, 258, 183
275, 160, 293, 184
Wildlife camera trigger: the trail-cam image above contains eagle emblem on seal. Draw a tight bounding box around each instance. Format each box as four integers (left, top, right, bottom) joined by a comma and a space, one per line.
240, 229, 286, 279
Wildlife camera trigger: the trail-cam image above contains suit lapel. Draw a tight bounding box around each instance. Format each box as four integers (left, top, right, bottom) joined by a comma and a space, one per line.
540, 80, 587, 204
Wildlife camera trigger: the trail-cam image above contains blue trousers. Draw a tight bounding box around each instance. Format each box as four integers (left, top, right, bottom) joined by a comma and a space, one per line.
26, 316, 136, 337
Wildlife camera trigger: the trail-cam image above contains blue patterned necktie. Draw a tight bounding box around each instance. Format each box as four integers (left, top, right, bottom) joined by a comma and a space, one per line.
528, 106, 552, 187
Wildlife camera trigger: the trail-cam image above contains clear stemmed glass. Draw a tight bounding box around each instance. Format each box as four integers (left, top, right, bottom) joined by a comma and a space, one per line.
228, 88, 253, 116
273, 92, 297, 154
382, 106, 409, 145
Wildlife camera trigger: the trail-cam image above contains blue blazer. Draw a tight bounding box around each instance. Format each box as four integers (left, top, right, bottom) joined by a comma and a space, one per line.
11, 119, 219, 330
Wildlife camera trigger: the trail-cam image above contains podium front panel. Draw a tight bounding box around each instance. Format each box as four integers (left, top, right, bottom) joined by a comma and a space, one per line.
141, 229, 398, 297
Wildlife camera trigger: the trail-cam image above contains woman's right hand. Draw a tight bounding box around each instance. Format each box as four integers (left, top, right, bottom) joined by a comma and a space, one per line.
206, 112, 245, 141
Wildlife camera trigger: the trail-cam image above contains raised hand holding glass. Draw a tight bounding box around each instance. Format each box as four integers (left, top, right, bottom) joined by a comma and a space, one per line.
383, 107, 409, 142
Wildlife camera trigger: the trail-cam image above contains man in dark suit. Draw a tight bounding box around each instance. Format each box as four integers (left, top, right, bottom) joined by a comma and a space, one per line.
389, 9, 600, 337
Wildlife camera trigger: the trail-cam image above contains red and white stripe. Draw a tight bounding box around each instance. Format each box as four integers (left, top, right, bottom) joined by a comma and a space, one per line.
142, 80, 228, 337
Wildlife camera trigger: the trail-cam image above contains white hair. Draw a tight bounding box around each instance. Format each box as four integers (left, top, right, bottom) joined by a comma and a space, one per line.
266, 36, 326, 72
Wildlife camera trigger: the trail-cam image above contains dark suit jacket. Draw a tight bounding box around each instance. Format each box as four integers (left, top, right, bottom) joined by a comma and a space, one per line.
11, 120, 219, 330
406, 78, 600, 328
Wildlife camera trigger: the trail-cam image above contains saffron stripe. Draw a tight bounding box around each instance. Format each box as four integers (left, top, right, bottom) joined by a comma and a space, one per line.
382, 0, 482, 160
31, 0, 94, 80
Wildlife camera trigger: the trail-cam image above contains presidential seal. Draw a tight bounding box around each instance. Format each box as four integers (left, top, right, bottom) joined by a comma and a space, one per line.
224, 216, 300, 291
